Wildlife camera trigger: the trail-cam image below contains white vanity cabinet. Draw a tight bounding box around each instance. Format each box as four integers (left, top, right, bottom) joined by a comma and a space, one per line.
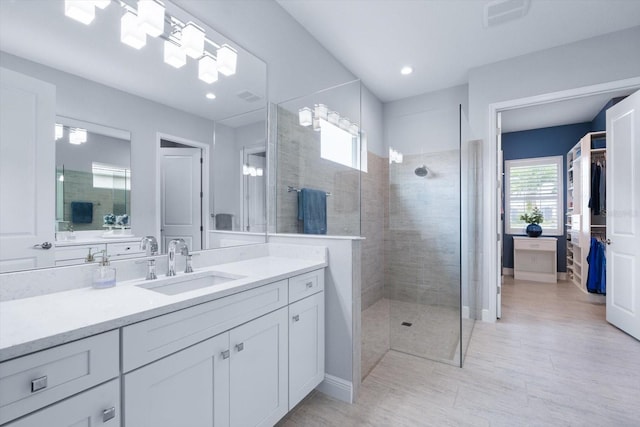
0, 330, 120, 426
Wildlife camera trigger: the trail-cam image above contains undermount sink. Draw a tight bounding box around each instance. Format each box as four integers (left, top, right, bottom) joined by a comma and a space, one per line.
137, 272, 246, 296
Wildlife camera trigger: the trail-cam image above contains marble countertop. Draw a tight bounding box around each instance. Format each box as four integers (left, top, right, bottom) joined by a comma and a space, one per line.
0, 255, 326, 362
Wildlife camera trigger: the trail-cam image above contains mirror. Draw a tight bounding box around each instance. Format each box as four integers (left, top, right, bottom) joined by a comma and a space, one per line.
56, 117, 131, 237
0, 0, 267, 273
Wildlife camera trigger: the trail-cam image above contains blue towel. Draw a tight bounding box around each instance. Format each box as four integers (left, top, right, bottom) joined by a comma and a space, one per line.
71, 202, 93, 224
297, 188, 327, 234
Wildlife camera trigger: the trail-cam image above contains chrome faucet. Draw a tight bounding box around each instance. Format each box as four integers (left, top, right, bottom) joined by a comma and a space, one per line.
140, 236, 158, 256
167, 239, 189, 276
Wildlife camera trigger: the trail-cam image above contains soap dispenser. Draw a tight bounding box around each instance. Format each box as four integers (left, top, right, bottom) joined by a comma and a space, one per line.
92, 250, 116, 289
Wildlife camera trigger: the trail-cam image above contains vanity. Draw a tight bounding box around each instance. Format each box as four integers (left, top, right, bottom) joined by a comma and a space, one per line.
0, 244, 326, 426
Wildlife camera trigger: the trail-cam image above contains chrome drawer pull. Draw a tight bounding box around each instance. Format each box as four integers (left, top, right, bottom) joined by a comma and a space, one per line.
305, 281, 314, 289
31, 376, 47, 393
103, 407, 116, 422
221, 350, 230, 360
235, 343, 244, 352
293, 314, 300, 322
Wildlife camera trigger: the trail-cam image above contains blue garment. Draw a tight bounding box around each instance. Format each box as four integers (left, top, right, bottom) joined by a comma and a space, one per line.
71, 202, 93, 224
586, 237, 606, 294
297, 188, 327, 235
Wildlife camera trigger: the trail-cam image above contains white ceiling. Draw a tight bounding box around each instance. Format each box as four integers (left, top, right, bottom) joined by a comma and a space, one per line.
276, 0, 640, 103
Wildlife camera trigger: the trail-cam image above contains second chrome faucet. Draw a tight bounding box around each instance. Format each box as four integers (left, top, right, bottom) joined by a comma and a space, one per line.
167, 238, 191, 276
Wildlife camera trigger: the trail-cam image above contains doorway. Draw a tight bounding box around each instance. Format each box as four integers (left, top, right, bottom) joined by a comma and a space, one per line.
491, 79, 640, 321
157, 135, 210, 253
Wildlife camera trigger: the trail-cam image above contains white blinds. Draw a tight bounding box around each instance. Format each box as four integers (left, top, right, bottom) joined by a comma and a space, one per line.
505, 156, 563, 235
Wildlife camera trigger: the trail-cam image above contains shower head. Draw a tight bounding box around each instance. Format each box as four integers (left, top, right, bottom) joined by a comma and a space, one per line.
414, 165, 428, 177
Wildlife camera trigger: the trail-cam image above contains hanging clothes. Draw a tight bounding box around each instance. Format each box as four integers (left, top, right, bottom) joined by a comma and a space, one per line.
586, 237, 606, 294
599, 161, 606, 214
588, 162, 602, 215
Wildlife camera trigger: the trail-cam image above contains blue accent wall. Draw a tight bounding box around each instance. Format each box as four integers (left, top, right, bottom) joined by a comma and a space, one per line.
502, 122, 592, 272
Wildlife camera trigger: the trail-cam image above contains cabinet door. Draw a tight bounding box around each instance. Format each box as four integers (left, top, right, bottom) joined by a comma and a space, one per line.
124, 333, 230, 427
289, 292, 325, 409
229, 308, 288, 427
6, 379, 120, 427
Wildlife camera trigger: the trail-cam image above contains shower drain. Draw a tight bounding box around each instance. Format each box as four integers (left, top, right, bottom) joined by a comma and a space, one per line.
401, 322, 412, 327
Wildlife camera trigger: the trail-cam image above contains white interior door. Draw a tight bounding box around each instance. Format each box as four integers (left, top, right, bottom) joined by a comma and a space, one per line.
0, 68, 55, 272
496, 112, 503, 319
606, 90, 640, 340
160, 147, 202, 252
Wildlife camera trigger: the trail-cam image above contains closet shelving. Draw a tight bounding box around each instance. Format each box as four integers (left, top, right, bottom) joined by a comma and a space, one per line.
565, 131, 606, 299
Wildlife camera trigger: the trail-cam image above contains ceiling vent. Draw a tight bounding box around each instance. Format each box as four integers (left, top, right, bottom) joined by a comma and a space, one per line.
484, 0, 530, 28
237, 90, 262, 103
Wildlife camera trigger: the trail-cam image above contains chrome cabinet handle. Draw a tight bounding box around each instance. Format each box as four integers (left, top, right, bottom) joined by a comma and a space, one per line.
31, 376, 47, 392
235, 343, 244, 352
292, 314, 300, 322
33, 242, 52, 250
306, 281, 314, 289
102, 407, 116, 422
221, 350, 230, 360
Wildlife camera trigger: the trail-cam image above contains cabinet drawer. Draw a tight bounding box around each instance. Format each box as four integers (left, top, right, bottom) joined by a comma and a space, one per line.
5, 379, 120, 427
107, 241, 145, 260
0, 330, 119, 425
54, 244, 105, 262
122, 280, 288, 372
513, 238, 556, 251
288, 269, 324, 303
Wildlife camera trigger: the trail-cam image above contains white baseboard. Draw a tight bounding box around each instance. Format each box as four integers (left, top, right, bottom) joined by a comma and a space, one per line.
316, 374, 353, 403
481, 309, 493, 322
502, 267, 514, 276
462, 305, 470, 319
558, 272, 567, 280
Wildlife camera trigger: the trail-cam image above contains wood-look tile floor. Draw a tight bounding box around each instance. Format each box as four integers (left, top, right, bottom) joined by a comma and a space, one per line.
277, 278, 640, 426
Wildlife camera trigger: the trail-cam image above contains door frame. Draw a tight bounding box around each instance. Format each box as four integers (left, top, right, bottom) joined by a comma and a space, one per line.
486, 76, 640, 321
239, 142, 267, 232
155, 132, 210, 251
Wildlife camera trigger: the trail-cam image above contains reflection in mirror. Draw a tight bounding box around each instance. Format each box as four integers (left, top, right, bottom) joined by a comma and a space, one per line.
210, 109, 267, 248
55, 118, 131, 237
0, 0, 267, 273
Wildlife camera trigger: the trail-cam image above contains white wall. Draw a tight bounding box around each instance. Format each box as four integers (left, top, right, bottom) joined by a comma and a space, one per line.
468, 26, 640, 318
1, 52, 215, 239
56, 133, 129, 173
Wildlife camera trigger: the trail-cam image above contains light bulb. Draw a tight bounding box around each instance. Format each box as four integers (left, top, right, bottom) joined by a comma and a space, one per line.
182, 23, 204, 59
298, 107, 312, 127
164, 39, 186, 68
69, 128, 87, 145
256, 168, 263, 177
121, 11, 147, 49
55, 123, 63, 140
138, 0, 165, 37
217, 44, 237, 76
64, 0, 96, 25
198, 54, 218, 84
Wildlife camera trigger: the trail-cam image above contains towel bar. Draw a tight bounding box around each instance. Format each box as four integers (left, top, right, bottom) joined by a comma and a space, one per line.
287, 186, 331, 197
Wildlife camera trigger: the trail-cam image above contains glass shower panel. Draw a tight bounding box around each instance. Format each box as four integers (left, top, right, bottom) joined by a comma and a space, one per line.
274, 80, 362, 237
386, 105, 462, 366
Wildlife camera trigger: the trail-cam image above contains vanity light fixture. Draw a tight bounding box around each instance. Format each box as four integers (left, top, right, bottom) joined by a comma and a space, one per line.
55, 123, 64, 140
121, 10, 147, 49
327, 111, 340, 126
64, 0, 96, 25
389, 148, 403, 164
69, 128, 88, 145
339, 117, 351, 131
205, 92, 216, 100
137, 0, 165, 38
217, 44, 238, 76
256, 168, 264, 177
315, 104, 328, 120
198, 53, 218, 84
163, 39, 186, 68
182, 23, 205, 59
349, 123, 359, 136
298, 107, 313, 127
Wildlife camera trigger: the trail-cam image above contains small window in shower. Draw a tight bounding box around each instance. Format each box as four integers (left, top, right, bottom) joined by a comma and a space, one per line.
319, 118, 366, 171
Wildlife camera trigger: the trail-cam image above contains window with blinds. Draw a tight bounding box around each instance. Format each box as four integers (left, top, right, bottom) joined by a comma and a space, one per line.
505, 155, 563, 235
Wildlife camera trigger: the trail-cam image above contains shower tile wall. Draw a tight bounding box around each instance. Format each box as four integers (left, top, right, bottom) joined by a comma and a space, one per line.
385, 150, 460, 308
361, 151, 386, 310
276, 107, 360, 236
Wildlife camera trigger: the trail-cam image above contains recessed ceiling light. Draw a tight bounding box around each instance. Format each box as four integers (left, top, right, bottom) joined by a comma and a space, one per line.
205, 92, 216, 100
401, 66, 413, 75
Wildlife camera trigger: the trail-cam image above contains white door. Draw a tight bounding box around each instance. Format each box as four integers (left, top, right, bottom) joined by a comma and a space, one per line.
496, 112, 503, 319
124, 333, 230, 427
289, 292, 325, 410
230, 308, 288, 427
606, 90, 640, 340
0, 68, 56, 272
160, 147, 202, 252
